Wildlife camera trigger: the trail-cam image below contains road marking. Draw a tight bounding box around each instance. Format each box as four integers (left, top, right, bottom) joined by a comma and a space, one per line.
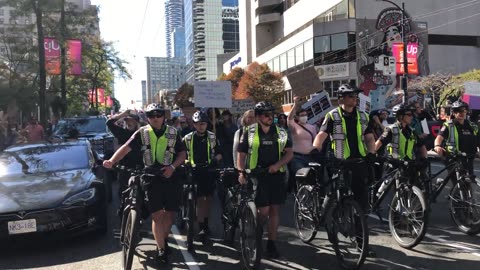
171, 225, 201, 270
368, 214, 480, 257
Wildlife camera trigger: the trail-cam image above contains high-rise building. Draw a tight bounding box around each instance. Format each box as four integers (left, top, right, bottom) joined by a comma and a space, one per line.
184, 0, 239, 83
141, 80, 147, 106
165, 0, 185, 58
145, 57, 186, 104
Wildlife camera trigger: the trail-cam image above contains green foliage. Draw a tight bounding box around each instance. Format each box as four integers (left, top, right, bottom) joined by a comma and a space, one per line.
439, 69, 480, 105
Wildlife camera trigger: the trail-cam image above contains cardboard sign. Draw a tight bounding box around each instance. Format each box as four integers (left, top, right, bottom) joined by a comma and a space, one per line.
194, 81, 232, 108
301, 91, 333, 125
230, 99, 255, 114
287, 66, 323, 97
358, 93, 371, 113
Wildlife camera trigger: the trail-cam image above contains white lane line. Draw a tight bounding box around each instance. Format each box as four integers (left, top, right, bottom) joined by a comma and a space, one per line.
171, 225, 201, 270
368, 214, 480, 257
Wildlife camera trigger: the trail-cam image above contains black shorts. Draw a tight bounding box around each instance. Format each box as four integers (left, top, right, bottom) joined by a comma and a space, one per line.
193, 168, 216, 197
145, 175, 182, 213
255, 173, 286, 208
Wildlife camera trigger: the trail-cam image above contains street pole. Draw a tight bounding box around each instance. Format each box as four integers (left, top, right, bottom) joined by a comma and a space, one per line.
401, 2, 409, 105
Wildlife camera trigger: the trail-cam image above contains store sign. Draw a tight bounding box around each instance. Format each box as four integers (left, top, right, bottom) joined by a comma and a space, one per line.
392, 43, 419, 75
230, 56, 241, 70
315, 63, 349, 80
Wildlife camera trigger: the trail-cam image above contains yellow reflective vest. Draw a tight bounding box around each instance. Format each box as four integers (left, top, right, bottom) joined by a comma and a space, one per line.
139, 125, 178, 166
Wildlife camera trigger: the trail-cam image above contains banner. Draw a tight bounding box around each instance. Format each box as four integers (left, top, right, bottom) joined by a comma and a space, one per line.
67, 40, 82, 75
300, 91, 333, 125
88, 88, 105, 104
44, 37, 61, 75
392, 43, 419, 75
44, 38, 82, 75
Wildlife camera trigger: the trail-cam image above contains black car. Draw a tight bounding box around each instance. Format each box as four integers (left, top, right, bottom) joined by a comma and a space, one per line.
52, 116, 115, 160
0, 141, 107, 240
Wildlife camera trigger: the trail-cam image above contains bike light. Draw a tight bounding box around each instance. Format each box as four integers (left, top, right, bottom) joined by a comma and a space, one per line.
62, 188, 96, 205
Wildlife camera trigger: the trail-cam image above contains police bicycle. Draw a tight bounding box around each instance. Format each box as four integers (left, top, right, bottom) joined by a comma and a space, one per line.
422, 152, 480, 235
221, 167, 269, 270
294, 158, 368, 270
368, 158, 429, 249
115, 165, 164, 270
177, 162, 215, 251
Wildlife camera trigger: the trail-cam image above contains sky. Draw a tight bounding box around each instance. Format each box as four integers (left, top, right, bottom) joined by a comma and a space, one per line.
90, 0, 167, 109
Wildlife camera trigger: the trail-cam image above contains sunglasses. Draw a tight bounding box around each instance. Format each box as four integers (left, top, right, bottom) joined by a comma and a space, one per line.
146, 112, 165, 118
262, 112, 274, 118
344, 94, 358, 98
454, 109, 467, 113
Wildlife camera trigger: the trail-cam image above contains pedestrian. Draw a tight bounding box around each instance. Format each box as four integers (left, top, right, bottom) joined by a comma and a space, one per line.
410, 101, 428, 139
24, 117, 44, 143
232, 109, 255, 169
313, 84, 376, 210
106, 110, 143, 198
183, 111, 222, 243
287, 96, 318, 192
237, 101, 293, 258
103, 103, 186, 265
216, 110, 237, 167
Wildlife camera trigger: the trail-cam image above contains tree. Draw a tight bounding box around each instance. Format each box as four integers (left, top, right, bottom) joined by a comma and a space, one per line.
237, 62, 284, 109
173, 83, 194, 109
408, 73, 452, 111
439, 69, 480, 104
219, 67, 246, 99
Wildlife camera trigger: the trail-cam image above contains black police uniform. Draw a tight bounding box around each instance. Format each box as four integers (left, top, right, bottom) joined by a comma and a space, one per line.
107, 118, 143, 196
320, 107, 371, 209
438, 120, 480, 175
185, 132, 221, 197
237, 125, 292, 207
126, 126, 186, 213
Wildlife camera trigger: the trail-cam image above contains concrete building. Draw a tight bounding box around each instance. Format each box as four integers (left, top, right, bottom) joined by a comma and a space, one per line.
184, 0, 240, 83
141, 80, 147, 106
165, 0, 185, 58
145, 57, 186, 104
224, 0, 480, 110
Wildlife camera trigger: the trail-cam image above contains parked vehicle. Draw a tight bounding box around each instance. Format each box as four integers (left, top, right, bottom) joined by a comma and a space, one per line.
0, 141, 108, 241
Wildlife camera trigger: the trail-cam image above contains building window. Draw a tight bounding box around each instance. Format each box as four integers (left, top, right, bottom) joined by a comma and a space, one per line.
314, 36, 330, 53
304, 39, 313, 61
287, 49, 295, 69
280, 53, 287, 72
295, 44, 304, 66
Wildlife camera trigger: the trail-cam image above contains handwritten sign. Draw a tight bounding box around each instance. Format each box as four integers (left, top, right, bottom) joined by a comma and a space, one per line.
287, 66, 323, 97
230, 99, 255, 114
301, 91, 333, 125
194, 81, 232, 108
358, 93, 371, 113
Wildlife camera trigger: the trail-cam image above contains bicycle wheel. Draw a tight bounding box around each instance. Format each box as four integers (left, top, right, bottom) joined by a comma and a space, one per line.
449, 180, 480, 235
122, 209, 140, 270
186, 196, 195, 251
294, 185, 317, 243
389, 186, 428, 249
327, 199, 368, 270
240, 201, 261, 270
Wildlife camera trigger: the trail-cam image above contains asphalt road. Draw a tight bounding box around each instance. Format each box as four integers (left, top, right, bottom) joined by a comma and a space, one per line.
1, 160, 479, 270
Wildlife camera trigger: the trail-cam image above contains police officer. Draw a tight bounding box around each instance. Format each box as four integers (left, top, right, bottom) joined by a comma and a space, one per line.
237, 101, 293, 258
434, 100, 480, 175
313, 84, 376, 209
183, 111, 222, 241
375, 104, 427, 164
103, 103, 186, 265
106, 110, 143, 198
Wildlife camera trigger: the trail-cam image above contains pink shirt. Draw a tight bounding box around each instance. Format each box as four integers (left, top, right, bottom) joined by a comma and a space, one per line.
288, 119, 317, 154
25, 124, 44, 143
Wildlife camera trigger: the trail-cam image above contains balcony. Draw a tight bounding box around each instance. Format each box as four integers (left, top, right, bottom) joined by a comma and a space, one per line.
256, 0, 283, 12
256, 13, 281, 25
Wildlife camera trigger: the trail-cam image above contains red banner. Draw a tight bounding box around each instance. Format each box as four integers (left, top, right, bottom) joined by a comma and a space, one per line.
44, 38, 82, 75
44, 37, 61, 75
392, 43, 419, 75
88, 88, 105, 104
67, 40, 82, 75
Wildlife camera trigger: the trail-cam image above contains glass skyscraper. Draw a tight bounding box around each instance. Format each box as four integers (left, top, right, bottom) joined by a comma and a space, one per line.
145, 57, 186, 104
184, 0, 239, 83
165, 0, 185, 58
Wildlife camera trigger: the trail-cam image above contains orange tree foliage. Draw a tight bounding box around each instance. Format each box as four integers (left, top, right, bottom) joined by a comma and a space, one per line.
220, 62, 284, 109
173, 82, 194, 109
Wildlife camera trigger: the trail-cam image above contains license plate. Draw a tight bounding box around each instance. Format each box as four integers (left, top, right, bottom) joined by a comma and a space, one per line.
8, 219, 37, 235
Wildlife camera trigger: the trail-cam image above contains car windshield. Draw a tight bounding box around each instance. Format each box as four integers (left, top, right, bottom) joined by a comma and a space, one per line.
0, 145, 89, 177
54, 118, 106, 134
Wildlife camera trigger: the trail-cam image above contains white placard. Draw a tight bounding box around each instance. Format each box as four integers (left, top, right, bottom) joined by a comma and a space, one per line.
358, 93, 371, 113
464, 81, 480, 97
421, 119, 430, 135
194, 81, 232, 108
230, 99, 256, 114
301, 91, 333, 125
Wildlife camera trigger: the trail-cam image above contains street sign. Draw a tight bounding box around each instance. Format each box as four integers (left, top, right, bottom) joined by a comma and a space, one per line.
374, 55, 397, 76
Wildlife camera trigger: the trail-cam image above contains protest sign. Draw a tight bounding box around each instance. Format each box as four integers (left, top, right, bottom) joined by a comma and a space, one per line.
287, 66, 323, 97
301, 91, 333, 125
359, 93, 371, 113
194, 81, 232, 108
230, 99, 256, 114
